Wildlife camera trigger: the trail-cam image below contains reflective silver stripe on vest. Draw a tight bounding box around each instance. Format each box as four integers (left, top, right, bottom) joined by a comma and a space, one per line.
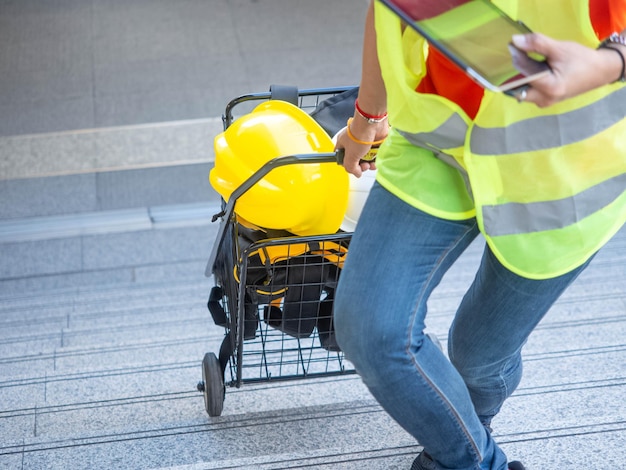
470, 87, 626, 155
396, 128, 474, 199
397, 113, 468, 150
482, 172, 626, 236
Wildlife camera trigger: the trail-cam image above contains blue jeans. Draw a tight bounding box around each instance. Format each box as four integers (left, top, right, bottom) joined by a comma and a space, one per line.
334, 182, 590, 470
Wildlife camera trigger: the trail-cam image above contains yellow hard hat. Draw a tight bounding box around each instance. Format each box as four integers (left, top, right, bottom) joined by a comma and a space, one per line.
210, 100, 349, 236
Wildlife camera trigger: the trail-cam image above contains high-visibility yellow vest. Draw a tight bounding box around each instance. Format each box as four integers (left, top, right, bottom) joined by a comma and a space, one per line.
374, 0, 626, 279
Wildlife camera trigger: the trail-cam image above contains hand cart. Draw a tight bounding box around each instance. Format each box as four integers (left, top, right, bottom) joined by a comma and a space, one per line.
197, 86, 358, 417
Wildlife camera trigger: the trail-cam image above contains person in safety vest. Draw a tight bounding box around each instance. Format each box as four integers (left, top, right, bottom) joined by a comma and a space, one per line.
333, 1, 626, 469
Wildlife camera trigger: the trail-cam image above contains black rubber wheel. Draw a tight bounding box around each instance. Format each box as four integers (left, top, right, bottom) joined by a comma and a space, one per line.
201, 352, 224, 417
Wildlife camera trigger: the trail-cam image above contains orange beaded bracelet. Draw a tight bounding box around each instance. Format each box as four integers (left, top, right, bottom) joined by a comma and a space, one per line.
346, 118, 386, 146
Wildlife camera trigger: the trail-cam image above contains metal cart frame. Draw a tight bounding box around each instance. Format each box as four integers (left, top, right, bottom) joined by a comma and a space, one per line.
198, 86, 357, 417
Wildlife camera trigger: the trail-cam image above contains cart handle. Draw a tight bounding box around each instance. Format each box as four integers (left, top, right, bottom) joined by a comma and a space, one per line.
222, 86, 356, 129
205, 151, 345, 277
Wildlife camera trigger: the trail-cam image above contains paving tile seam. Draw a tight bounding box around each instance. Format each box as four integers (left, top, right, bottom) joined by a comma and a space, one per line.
0, 276, 208, 299
5, 415, 626, 465
495, 420, 626, 445
0, 390, 200, 419
177, 444, 420, 470
0, 363, 626, 412
0, 335, 213, 366
0, 360, 199, 389
1, 313, 621, 350
0, 332, 62, 347
435, 300, 626, 320
0, 319, 213, 348
252, 447, 419, 470
513, 377, 626, 397
0, 333, 219, 365
0, 311, 211, 330
217, 373, 626, 403
0, 315, 68, 329
0, 286, 207, 313
0, 402, 384, 456
0, 288, 207, 311
428, 302, 626, 324
1, 376, 363, 418
430, 282, 626, 306
0, 258, 210, 285
0, 297, 206, 315
60, 316, 209, 336
536, 313, 626, 329
0, 305, 207, 326
2, 331, 623, 379
0, 356, 207, 390
523, 343, 626, 361
550, 290, 626, 303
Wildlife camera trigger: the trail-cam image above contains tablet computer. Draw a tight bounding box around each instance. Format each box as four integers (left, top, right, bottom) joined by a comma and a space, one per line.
379, 0, 551, 93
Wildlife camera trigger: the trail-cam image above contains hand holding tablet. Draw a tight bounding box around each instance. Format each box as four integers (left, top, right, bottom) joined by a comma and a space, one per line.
380, 0, 552, 93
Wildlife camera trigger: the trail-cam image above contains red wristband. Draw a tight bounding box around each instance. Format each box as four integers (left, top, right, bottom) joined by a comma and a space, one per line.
355, 98, 388, 123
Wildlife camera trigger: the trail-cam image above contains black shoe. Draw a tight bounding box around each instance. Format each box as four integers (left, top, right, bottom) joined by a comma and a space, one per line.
411, 451, 526, 470
508, 462, 526, 470
410, 451, 436, 470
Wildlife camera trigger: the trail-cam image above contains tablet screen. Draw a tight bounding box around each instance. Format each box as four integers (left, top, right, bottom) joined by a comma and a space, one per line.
381, 0, 550, 90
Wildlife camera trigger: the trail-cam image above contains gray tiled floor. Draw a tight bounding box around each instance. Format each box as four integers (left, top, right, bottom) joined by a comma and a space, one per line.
0, 0, 365, 137
1, 222, 624, 469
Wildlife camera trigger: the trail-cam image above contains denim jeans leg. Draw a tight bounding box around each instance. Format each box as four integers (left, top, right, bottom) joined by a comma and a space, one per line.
448, 246, 591, 428
334, 183, 508, 469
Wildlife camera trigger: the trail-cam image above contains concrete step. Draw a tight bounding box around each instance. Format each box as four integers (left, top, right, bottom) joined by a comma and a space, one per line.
0, 119, 222, 181
0, 219, 219, 295
0, 386, 414, 470
0, 122, 225, 296
3, 348, 625, 470
0, 202, 220, 244
0, 277, 209, 315
0, 161, 220, 222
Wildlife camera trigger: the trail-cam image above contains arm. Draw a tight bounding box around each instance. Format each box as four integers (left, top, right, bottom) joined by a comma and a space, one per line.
336, 1, 389, 177
511, 29, 626, 107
